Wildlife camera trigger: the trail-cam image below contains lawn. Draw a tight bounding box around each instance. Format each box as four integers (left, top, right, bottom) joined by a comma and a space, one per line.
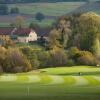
0, 66, 100, 100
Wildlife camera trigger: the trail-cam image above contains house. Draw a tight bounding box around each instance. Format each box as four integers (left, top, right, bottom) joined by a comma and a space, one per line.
0, 27, 38, 43
0, 28, 12, 42
17, 29, 37, 43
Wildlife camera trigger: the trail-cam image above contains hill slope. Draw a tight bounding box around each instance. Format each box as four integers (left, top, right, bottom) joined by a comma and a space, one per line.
0, 0, 89, 4
71, 1, 100, 14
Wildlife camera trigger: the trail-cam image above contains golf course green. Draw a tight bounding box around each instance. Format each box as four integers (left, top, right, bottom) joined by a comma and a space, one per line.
0, 66, 100, 100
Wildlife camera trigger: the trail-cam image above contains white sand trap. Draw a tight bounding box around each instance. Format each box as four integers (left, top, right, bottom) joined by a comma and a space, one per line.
72, 76, 88, 86
0, 75, 17, 82
93, 76, 100, 81
28, 75, 41, 83
48, 75, 64, 85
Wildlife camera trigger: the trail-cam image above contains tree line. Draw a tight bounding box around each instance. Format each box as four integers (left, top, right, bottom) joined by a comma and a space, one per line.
0, 4, 19, 15
0, 0, 89, 4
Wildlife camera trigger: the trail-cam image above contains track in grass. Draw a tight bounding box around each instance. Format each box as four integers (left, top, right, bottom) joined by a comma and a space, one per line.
0, 75, 100, 86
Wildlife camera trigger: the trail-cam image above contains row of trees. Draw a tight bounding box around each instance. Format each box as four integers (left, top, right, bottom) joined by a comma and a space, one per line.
0, 0, 89, 4
0, 4, 19, 15
48, 12, 100, 56
20, 46, 100, 70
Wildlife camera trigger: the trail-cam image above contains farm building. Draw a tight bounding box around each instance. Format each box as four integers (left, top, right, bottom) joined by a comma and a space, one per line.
0, 27, 38, 43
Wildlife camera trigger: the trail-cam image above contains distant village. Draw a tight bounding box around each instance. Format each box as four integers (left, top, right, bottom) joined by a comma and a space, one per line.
0, 27, 48, 45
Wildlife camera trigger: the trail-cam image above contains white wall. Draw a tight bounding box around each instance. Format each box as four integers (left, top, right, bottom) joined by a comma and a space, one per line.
17, 30, 37, 43
26, 30, 37, 42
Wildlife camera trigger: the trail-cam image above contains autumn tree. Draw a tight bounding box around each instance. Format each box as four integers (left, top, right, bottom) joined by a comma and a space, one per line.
78, 12, 100, 55
15, 16, 24, 28
57, 19, 72, 48
48, 29, 61, 50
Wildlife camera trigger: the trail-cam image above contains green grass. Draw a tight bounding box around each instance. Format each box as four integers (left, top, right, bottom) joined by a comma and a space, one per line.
41, 66, 100, 75
0, 66, 100, 100
16, 42, 44, 50
9, 2, 84, 16
0, 2, 84, 27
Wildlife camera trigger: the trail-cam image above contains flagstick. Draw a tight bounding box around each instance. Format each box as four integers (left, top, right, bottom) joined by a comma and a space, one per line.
27, 86, 30, 96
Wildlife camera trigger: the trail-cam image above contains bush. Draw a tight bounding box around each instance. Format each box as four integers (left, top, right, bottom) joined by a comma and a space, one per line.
20, 47, 40, 69
0, 66, 3, 74
10, 7, 19, 14
76, 51, 96, 66
35, 12, 45, 22
50, 49, 68, 67
68, 47, 79, 58
95, 56, 100, 66
66, 59, 75, 66
36, 51, 52, 68
3, 48, 32, 73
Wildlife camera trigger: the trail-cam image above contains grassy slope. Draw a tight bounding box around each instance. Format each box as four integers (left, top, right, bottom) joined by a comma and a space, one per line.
0, 2, 84, 27
0, 66, 100, 100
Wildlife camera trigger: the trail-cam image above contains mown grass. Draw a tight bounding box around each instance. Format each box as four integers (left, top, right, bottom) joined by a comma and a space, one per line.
0, 66, 100, 100
41, 66, 100, 75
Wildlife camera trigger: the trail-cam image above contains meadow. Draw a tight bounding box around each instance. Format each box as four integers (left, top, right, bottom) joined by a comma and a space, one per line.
0, 2, 84, 27
0, 66, 100, 100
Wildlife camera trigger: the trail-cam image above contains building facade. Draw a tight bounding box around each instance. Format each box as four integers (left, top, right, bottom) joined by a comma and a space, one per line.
17, 29, 37, 43
0, 28, 38, 43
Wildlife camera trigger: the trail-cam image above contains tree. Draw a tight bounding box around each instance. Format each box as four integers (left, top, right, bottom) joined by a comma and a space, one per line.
76, 51, 96, 66
20, 47, 40, 69
57, 19, 72, 48
78, 12, 100, 55
35, 12, 45, 22
10, 7, 19, 14
0, 4, 8, 15
3, 48, 32, 73
29, 22, 39, 30
48, 29, 61, 50
50, 49, 68, 67
15, 16, 24, 28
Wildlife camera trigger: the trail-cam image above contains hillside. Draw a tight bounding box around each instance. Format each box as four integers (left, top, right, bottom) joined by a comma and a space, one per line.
0, 0, 89, 4
71, 1, 100, 14
0, 2, 84, 27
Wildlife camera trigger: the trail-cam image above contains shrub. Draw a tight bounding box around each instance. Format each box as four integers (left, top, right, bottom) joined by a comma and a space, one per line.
76, 51, 96, 66
20, 47, 40, 69
0, 66, 3, 74
35, 12, 45, 22
66, 59, 75, 66
95, 56, 100, 66
50, 49, 68, 67
10, 7, 19, 14
3, 48, 32, 73
68, 47, 79, 58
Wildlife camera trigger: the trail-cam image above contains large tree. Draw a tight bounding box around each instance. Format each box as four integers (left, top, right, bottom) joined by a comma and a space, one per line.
78, 12, 100, 55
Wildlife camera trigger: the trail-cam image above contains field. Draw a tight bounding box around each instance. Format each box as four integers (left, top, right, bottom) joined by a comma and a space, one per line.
0, 66, 100, 100
0, 2, 84, 27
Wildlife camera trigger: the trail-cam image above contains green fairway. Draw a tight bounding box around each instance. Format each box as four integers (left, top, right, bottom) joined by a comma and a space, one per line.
41, 66, 100, 75
0, 66, 100, 100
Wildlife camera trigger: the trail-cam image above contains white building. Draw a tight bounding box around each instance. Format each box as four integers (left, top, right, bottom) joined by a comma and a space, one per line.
17, 29, 37, 43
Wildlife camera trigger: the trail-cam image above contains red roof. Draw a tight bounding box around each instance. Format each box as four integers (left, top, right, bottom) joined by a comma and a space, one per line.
0, 27, 31, 36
